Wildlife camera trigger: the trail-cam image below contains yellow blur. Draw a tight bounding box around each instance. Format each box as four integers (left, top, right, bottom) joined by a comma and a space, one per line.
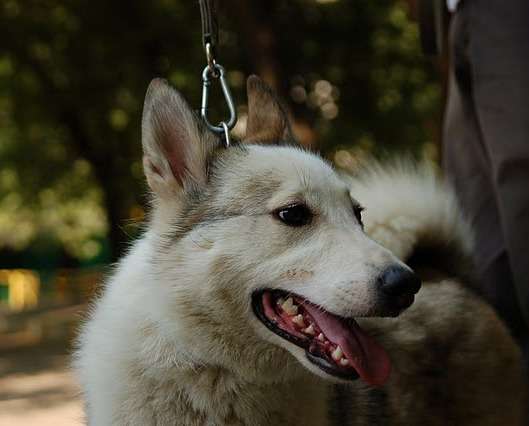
0, 269, 40, 311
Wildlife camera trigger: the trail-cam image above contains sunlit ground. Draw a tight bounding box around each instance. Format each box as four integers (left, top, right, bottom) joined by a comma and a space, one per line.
0, 348, 83, 425
0, 272, 93, 425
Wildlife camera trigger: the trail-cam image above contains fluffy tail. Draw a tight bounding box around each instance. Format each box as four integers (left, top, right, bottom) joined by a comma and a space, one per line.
347, 159, 475, 282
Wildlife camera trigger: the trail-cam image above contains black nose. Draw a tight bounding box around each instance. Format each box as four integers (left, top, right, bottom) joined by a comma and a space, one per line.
378, 265, 421, 311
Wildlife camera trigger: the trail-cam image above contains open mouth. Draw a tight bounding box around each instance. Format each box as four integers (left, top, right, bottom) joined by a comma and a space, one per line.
252, 290, 391, 386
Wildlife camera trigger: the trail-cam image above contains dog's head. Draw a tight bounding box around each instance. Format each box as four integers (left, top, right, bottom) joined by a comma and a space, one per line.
141, 77, 420, 386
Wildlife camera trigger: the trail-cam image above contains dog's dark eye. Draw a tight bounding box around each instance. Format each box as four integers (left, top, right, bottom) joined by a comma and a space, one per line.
353, 205, 364, 226
275, 204, 312, 227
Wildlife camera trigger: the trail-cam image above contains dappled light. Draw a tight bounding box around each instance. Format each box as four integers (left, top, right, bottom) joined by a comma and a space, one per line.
0, 0, 440, 264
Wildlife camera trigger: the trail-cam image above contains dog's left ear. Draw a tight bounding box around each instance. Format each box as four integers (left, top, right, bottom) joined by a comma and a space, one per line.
244, 75, 295, 145
141, 78, 216, 198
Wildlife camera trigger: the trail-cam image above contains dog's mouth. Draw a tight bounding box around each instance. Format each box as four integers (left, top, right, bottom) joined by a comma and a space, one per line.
252, 289, 391, 386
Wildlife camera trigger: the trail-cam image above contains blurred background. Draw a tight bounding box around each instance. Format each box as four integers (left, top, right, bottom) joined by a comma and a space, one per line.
0, 0, 443, 423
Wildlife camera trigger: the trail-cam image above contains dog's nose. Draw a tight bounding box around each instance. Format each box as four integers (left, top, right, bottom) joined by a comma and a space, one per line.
378, 265, 421, 311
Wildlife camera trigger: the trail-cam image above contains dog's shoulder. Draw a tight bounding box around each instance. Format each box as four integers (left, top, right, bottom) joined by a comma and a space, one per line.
72, 233, 168, 423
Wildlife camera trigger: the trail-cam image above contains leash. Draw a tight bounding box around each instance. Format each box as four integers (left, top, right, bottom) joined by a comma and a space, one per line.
199, 0, 237, 147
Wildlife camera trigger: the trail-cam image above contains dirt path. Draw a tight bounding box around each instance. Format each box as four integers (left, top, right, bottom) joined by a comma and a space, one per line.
0, 341, 83, 425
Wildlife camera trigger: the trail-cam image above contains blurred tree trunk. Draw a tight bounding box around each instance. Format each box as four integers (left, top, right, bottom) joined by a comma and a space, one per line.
222, 1, 281, 89
406, 0, 450, 160
223, 0, 317, 146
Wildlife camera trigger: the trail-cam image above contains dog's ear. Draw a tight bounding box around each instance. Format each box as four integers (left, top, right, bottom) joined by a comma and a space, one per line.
244, 75, 295, 145
142, 78, 215, 198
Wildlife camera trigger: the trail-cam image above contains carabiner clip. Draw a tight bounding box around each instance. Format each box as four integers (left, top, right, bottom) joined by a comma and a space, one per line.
200, 63, 237, 135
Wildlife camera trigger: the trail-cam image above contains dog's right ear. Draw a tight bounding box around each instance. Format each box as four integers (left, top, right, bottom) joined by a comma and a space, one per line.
244, 75, 295, 145
141, 79, 214, 198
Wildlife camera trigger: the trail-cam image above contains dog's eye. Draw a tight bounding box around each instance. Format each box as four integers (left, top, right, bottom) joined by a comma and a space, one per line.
275, 204, 312, 227
353, 205, 364, 226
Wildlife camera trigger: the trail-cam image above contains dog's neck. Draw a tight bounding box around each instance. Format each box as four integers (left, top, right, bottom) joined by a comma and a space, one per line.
129, 340, 330, 426
116, 278, 324, 424
179, 365, 328, 425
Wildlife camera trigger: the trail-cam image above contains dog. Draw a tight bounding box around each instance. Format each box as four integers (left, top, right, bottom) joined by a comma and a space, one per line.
74, 76, 525, 425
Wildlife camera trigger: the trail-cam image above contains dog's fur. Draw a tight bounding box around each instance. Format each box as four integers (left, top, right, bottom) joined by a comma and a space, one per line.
74, 77, 525, 425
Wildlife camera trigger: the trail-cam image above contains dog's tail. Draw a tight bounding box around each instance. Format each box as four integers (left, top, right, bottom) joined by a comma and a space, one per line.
346, 158, 476, 285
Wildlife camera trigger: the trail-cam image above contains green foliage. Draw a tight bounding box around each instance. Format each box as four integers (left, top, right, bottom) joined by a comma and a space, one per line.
0, 0, 441, 265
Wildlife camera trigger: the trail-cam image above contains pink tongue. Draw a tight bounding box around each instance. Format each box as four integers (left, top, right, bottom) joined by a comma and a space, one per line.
303, 304, 391, 386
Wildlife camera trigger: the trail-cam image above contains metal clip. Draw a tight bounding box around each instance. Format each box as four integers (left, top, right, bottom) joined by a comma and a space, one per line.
220, 121, 230, 147
200, 63, 237, 136
198, 0, 237, 147
205, 42, 218, 77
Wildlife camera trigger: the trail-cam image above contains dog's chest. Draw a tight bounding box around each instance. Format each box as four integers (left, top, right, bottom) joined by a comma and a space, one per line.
187, 373, 330, 426
120, 368, 331, 426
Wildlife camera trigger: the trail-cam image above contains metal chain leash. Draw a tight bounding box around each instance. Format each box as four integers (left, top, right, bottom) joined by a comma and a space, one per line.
199, 0, 237, 147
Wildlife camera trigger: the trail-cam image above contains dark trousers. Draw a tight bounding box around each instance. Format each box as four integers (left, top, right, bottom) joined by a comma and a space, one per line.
443, 0, 529, 354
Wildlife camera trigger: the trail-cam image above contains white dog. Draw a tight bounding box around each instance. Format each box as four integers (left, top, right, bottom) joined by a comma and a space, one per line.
74, 77, 524, 425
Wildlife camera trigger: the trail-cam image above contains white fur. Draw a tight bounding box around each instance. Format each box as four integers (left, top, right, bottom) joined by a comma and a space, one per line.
72, 147, 414, 426
74, 151, 474, 425
74, 81, 479, 426
347, 159, 473, 262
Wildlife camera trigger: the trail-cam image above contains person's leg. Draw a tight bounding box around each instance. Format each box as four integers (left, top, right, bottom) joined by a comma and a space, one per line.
443, 3, 528, 345
467, 0, 529, 339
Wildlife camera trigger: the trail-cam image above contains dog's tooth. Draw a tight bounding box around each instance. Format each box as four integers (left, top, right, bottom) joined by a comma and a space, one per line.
332, 346, 343, 361
340, 358, 349, 367
317, 333, 325, 342
282, 298, 298, 315
292, 314, 305, 328
302, 324, 315, 335
276, 297, 285, 306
